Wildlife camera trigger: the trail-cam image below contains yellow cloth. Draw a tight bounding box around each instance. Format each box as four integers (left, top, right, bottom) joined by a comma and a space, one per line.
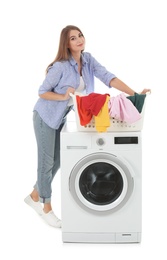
95, 95, 110, 132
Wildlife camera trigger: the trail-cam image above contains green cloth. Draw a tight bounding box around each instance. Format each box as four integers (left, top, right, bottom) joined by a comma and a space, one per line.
127, 93, 146, 113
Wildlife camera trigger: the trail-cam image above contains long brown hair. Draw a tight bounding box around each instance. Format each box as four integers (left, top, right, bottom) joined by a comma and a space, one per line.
46, 25, 84, 73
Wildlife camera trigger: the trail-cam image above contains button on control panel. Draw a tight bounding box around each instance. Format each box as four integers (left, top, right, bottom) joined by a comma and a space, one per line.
96, 138, 105, 146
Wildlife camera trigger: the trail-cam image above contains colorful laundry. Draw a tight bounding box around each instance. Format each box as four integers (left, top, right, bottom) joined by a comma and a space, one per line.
108, 93, 141, 123
76, 93, 110, 126
76, 92, 145, 132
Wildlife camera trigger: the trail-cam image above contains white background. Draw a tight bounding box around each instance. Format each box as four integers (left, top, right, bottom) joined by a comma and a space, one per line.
0, 0, 166, 259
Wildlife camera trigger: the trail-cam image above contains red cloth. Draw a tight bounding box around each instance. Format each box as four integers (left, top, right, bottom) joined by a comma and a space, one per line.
76, 93, 110, 126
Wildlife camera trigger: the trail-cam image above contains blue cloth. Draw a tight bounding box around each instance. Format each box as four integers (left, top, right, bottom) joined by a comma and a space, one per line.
34, 52, 116, 129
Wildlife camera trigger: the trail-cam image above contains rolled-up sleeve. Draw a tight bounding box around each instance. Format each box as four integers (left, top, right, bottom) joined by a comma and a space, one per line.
90, 54, 116, 87
38, 62, 63, 95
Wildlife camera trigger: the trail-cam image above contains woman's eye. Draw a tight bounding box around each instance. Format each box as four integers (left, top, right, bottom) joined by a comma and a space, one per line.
70, 34, 83, 41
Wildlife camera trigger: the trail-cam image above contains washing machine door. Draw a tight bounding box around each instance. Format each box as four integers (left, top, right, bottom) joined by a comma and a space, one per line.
69, 152, 134, 213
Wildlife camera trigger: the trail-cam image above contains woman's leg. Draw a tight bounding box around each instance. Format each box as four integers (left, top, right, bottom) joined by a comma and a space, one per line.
26, 111, 61, 227
33, 111, 56, 204
25, 108, 70, 227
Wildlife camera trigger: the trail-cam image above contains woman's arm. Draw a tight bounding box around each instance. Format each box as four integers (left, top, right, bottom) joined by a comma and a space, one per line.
110, 78, 151, 95
39, 87, 75, 101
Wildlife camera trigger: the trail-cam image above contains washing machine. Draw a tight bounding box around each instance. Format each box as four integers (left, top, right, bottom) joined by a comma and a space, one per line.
60, 122, 142, 243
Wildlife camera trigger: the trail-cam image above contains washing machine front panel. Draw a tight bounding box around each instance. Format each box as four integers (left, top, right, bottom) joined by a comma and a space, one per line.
69, 152, 134, 213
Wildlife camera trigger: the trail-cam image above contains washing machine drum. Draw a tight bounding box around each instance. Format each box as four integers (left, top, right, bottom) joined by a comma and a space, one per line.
79, 162, 124, 205
69, 152, 134, 213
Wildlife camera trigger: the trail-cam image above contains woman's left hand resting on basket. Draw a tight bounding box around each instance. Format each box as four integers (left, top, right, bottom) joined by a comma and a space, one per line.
39, 87, 75, 101
140, 88, 151, 94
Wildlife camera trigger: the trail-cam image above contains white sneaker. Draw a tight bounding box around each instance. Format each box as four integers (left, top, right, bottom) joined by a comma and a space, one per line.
24, 195, 43, 216
41, 210, 61, 228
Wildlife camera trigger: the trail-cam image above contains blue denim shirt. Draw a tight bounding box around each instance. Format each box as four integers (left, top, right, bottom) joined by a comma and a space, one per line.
34, 52, 116, 129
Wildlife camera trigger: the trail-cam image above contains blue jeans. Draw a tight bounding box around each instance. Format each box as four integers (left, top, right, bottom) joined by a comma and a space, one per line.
33, 110, 69, 203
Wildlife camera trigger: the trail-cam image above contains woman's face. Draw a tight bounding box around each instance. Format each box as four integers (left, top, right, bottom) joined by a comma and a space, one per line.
68, 30, 85, 54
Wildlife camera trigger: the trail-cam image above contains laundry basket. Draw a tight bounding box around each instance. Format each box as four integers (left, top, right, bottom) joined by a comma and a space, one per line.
70, 92, 150, 132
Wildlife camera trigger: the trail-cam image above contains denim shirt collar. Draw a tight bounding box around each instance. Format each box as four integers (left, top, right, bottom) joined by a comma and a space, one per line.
69, 52, 88, 67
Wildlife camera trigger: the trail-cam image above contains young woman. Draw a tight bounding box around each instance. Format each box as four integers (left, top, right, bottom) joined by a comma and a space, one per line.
24, 25, 150, 228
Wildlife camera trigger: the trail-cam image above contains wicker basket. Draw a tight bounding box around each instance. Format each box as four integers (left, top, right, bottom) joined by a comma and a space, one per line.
70, 92, 150, 132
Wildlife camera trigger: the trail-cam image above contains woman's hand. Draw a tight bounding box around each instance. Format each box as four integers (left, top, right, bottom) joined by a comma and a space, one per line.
64, 87, 75, 100
140, 88, 151, 94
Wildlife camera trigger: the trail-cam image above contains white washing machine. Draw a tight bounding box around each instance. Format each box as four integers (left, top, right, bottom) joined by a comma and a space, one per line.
60, 122, 142, 243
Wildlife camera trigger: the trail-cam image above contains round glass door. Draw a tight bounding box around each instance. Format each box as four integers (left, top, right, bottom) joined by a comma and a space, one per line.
79, 162, 123, 205
69, 153, 134, 213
